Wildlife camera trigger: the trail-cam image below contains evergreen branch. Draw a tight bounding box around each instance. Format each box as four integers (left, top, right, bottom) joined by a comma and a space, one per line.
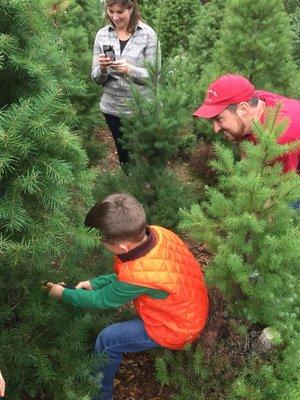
1, 100, 31, 137
27, 328, 51, 346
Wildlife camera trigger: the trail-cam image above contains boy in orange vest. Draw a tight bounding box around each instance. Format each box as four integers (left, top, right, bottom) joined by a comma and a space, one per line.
47, 193, 208, 400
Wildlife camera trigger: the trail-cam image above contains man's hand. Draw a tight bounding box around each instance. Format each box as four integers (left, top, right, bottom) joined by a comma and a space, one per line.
0, 370, 5, 397
47, 282, 65, 300
75, 280, 92, 290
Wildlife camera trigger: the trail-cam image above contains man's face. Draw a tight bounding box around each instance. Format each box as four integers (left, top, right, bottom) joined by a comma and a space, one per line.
212, 109, 250, 142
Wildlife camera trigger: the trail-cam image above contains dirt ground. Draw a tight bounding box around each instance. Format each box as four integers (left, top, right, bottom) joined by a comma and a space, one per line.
114, 352, 173, 400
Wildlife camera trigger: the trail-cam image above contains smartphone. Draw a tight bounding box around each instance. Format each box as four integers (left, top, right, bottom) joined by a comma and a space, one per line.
103, 45, 116, 61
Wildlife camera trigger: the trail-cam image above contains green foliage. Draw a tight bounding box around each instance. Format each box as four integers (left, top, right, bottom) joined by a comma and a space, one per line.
0, 4, 84, 108
182, 0, 229, 139
100, 58, 201, 230
180, 107, 300, 336
188, 0, 227, 77
203, 0, 297, 93
158, 0, 201, 58
1, 1, 300, 399
284, 0, 300, 13
93, 165, 199, 229
44, 0, 106, 165
228, 340, 300, 400
156, 336, 300, 399
163, 53, 203, 125
0, 1, 109, 399
121, 63, 196, 168
139, 0, 160, 27
291, 6, 300, 65
156, 110, 299, 400
155, 346, 206, 400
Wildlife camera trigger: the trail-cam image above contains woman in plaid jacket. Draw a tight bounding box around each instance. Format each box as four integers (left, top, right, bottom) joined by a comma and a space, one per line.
91, 0, 159, 165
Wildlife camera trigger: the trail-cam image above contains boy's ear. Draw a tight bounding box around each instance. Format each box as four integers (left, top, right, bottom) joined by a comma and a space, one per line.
118, 242, 131, 252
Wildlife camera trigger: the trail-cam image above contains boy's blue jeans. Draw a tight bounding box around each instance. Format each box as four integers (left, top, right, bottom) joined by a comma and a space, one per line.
94, 318, 160, 400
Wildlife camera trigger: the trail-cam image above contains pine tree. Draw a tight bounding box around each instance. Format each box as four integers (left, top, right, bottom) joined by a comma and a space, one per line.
288, 6, 300, 97
139, 0, 160, 27
284, 0, 299, 13
159, 0, 202, 58
154, 108, 300, 400
180, 107, 300, 334
121, 65, 195, 169
291, 6, 300, 65
92, 60, 199, 229
162, 0, 226, 119
188, 0, 227, 77
0, 1, 108, 399
45, 0, 106, 165
163, 0, 228, 141
229, 339, 300, 400
202, 0, 297, 93
93, 165, 199, 230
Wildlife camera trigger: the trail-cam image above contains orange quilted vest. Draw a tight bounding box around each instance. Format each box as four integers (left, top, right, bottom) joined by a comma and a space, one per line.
114, 226, 209, 349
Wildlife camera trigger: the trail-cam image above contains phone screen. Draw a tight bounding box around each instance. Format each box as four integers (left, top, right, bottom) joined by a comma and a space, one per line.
103, 45, 115, 61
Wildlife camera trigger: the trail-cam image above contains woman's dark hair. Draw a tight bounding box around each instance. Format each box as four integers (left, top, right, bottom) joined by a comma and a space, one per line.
105, 0, 141, 33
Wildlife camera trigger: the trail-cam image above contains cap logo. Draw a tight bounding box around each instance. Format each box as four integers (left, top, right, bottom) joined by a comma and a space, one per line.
205, 88, 218, 103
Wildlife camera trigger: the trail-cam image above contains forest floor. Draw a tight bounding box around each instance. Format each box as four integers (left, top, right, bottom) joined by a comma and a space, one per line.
94, 129, 259, 400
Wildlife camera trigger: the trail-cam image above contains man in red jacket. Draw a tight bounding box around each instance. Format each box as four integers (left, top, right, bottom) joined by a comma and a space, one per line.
47, 193, 208, 400
193, 74, 300, 174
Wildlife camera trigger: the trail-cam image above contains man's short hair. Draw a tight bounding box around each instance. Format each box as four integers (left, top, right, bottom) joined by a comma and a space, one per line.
84, 193, 146, 244
227, 97, 259, 113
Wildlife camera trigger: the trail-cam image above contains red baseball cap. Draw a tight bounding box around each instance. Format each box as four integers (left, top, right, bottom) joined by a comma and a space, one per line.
193, 74, 255, 119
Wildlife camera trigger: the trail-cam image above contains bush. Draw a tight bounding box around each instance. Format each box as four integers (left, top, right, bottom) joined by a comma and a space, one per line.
0, 1, 110, 398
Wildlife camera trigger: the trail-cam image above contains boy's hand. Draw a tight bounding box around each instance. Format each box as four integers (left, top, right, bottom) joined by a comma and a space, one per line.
47, 282, 65, 299
0, 370, 5, 397
75, 280, 92, 290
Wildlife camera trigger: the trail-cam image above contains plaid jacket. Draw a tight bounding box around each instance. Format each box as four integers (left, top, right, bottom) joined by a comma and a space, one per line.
91, 21, 159, 116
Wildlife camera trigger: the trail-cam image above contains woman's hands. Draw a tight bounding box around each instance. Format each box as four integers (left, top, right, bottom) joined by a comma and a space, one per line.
98, 54, 113, 74
98, 55, 132, 75
110, 60, 132, 74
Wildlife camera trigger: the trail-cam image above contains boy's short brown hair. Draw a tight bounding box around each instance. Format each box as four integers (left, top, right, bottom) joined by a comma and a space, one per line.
84, 193, 146, 244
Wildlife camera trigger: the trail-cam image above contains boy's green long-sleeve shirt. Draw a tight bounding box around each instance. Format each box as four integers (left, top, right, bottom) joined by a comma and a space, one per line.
62, 228, 168, 309
62, 273, 168, 309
